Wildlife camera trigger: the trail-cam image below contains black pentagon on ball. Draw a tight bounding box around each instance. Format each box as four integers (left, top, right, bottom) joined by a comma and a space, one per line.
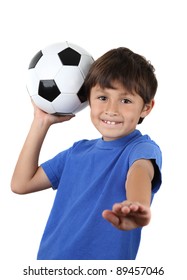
39, 80, 61, 102
77, 83, 87, 103
28, 50, 43, 69
58, 47, 81, 66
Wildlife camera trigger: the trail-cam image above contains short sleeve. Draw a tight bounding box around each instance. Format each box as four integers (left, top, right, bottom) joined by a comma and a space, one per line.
40, 149, 71, 190
40, 140, 86, 190
129, 141, 162, 193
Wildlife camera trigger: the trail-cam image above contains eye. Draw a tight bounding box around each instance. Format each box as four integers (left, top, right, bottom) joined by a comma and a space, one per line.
121, 98, 131, 104
98, 96, 107, 101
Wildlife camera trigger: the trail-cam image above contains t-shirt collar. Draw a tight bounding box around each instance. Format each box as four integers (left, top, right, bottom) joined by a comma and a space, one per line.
96, 130, 141, 149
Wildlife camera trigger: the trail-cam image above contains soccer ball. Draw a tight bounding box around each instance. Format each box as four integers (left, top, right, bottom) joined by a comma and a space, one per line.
26, 42, 94, 115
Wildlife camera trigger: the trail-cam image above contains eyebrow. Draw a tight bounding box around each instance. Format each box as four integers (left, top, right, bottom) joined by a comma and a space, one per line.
118, 91, 134, 97
93, 86, 136, 97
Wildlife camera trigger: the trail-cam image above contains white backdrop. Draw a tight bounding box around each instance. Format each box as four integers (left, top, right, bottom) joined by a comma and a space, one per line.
1, 0, 186, 278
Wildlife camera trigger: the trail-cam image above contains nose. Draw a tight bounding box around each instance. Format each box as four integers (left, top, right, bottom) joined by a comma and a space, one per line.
105, 101, 119, 117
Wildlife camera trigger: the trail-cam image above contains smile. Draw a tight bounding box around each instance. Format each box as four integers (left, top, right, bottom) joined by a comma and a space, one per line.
102, 120, 122, 125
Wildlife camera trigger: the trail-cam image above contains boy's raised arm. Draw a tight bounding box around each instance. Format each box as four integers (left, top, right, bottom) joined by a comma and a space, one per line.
11, 104, 74, 194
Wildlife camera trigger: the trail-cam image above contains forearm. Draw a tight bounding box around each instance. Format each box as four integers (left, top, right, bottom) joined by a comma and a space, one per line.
11, 118, 50, 193
126, 160, 153, 207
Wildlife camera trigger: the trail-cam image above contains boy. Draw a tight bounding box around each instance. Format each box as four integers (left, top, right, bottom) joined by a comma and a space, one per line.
11, 47, 162, 260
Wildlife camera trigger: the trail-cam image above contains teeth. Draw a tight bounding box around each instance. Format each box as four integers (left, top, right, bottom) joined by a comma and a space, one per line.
104, 120, 117, 125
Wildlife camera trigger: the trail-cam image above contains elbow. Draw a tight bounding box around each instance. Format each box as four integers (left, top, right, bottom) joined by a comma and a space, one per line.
10, 180, 27, 195
11, 188, 23, 195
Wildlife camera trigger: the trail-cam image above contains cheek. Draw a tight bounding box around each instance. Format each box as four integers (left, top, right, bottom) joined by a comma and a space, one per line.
90, 105, 100, 117
125, 110, 141, 124
90, 108, 97, 123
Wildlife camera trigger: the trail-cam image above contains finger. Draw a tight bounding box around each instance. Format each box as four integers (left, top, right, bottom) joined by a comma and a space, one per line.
122, 203, 139, 213
112, 203, 123, 213
129, 203, 146, 213
113, 202, 132, 214
102, 210, 120, 226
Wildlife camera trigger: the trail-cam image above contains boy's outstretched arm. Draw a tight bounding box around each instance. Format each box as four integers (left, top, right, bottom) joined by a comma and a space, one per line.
11, 104, 74, 194
102, 159, 154, 230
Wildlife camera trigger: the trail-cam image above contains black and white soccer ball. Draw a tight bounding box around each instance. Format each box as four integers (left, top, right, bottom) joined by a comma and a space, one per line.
26, 42, 94, 115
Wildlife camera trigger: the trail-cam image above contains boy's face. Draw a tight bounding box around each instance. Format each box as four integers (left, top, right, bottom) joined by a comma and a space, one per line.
89, 81, 153, 141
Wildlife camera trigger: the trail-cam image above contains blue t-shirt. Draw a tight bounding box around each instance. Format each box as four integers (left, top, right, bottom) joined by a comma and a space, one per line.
37, 130, 162, 260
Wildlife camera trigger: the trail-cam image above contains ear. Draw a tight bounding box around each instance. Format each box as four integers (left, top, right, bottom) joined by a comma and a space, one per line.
140, 99, 155, 118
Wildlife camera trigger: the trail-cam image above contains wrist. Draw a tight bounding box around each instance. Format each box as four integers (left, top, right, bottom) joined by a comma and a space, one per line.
32, 116, 51, 133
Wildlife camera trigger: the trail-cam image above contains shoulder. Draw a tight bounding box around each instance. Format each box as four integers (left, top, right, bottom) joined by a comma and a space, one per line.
131, 131, 161, 153
128, 132, 162, 168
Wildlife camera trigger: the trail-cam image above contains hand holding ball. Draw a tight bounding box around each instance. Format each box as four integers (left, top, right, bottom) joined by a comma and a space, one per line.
26, 42, 94, 115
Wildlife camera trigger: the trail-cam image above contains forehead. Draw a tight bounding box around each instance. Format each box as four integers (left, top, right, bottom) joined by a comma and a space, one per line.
91, 81, 135, 96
